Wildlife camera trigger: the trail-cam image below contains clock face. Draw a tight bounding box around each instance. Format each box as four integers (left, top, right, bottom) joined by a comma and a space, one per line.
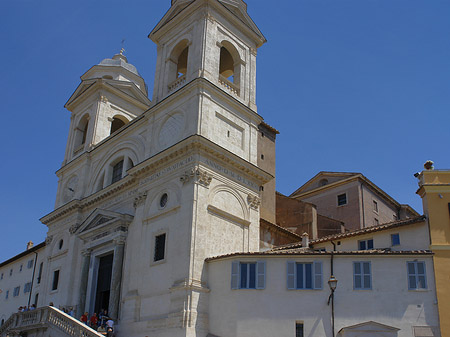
63, 176, 79, 203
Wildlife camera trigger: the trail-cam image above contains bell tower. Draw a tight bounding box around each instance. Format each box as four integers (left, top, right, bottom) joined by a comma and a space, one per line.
149, 0, 265, 111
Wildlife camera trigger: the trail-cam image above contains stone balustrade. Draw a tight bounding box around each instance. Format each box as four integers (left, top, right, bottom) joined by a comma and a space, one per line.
0, 306, 104, 337
168, 74, 186, 92
218, 75, 240, 96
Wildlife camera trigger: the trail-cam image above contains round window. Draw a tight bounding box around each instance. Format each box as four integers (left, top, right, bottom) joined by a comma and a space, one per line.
58, 239, 64, 250
160, 193, 168, 208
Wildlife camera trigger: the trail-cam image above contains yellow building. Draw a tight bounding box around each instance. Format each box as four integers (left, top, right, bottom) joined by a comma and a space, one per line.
417, 163, 450, 337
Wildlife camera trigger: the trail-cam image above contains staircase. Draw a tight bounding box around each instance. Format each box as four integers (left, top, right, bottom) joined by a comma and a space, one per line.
0, 306, 104, 337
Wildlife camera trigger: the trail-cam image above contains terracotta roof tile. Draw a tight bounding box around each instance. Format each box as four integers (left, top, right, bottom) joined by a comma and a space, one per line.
270, 215, 426, 251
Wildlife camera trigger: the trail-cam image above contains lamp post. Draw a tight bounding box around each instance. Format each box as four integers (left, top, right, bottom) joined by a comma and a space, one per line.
327, 275, 338, 337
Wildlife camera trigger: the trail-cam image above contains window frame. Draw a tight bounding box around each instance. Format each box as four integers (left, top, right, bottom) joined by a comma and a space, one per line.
153, 233, 167, 263
391, 233, 400, 246
358, 239, 374, 250
295, 321, 304, 337
111, 159, 124, 184
24, 282, 32, 293
13, 286, 20, 297
373, 200, 378, 213
407, 261, 427, 290
231, 261, 266, 290
51, 269, 60, 292
27, 259, 34, 269
353, 261, 372, 290
287, 261, 323, 290
337, 193, 347, 206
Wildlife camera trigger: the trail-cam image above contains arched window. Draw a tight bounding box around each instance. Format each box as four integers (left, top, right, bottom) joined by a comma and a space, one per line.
218, 41, 241, 95
168, 40, 190, 92
110, 115, 128, 135
73, 114, 90, 153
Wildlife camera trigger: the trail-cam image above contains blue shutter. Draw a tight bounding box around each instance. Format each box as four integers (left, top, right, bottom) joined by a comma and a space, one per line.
417, 262, 427, 289
256, 261, 266, 289
313, 262, 323, 289
231, 261, 239, 289
287, 261, 295, 289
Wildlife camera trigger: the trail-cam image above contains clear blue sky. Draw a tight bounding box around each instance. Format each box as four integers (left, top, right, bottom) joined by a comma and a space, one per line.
1, 0, 449, 262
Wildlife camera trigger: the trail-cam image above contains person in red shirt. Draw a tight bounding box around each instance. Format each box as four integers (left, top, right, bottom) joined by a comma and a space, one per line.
80, 312, 88, 325
90, 313, 98, 327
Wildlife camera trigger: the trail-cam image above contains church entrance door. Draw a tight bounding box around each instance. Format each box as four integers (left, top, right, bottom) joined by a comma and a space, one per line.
94, 253, 113, 315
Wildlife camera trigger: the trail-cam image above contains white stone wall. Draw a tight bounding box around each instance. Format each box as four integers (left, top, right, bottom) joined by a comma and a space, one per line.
0, 246, 46, 322
207, 254, 439, 337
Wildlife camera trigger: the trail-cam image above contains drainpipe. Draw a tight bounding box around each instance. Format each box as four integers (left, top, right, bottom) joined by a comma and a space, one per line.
330, 241, 336, 337
28, 251, 39, 308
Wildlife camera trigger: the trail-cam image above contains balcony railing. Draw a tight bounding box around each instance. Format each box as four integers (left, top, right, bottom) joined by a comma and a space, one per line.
168, 75, 186, 93
0, 306, 104, 337
218, 75, 240, 96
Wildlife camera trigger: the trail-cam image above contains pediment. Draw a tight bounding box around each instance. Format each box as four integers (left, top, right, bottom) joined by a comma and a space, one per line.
65, 79, 151, 110
76, 208, 133, 236
339, 321, 400, 333
150, 0, 265, 45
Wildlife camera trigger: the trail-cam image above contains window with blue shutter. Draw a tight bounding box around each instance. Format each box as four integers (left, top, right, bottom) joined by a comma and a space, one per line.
353, 262, 372, 290
407, 261, 427, 290
231, 261, 266, 290
287, 261, 323, 290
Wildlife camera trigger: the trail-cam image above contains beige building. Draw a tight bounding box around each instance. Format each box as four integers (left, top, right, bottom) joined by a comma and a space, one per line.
291, 172, 418, 231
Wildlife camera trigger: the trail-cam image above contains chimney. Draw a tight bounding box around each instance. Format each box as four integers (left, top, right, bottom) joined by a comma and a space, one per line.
424, 160, 434, 170
301, 232, 309, 248
27, 241, 34, 250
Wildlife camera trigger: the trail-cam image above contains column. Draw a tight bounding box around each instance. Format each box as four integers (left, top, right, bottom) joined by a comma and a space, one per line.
109, 237, 126, 320
77, 249, 91, 318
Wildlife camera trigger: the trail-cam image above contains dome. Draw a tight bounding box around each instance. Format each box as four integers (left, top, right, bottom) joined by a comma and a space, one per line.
98, 52, 140, 76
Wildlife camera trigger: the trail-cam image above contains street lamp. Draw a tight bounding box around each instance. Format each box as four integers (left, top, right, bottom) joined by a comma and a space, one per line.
327, 275, 338, 337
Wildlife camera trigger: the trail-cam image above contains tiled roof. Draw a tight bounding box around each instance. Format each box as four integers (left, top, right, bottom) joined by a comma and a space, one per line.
269, 215, 427, 251
205, 248, 432, 262
0, 242, 46, 268
260, 218, 302, 240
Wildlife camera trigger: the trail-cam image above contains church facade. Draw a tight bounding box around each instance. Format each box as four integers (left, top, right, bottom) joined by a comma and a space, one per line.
0, 1, 442, 337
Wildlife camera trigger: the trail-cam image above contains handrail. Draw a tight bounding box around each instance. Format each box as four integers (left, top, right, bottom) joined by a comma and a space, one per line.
0, 306, 104, 337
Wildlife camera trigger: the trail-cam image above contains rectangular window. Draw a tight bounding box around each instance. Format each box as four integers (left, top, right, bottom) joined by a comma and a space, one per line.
24, 282, 32, 293
393, 214, 398, 221
52, 270, 60, 291
337, 193, 347, 206
358, 239, 374, 250
154, 233, 166, 262
111, 160, 124, 184
391, 233, 400, 246
13, 286, 20, 297
373, 200, 378, 212
408, 261, 427, 290
287, 261, 322, 290
296, 322, 304, 337
373, 218, 379, 226
27, 260, 34, 269
37, 262, 43, 284
34, 293, 39, 306
20, 265, 23, 272
0, 273, 3, 280
353, 262, 372, 290
231, 261, 265, 290
5, 290, 9, 299
9, 269, 12, 276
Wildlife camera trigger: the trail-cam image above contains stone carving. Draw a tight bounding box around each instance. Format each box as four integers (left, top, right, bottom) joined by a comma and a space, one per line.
82, 215, 113, 232
92, 231, 110, 241
133, 191, 148, 208
45, 235, 53, 245
180, 167, 212, 187
113, 235, 127, 245
100, 95, 108, 103
69, 224, 80, 235
247, 194, 261, 210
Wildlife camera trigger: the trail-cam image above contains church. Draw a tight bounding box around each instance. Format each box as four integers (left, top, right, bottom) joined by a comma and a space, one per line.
0, 1, 443, 336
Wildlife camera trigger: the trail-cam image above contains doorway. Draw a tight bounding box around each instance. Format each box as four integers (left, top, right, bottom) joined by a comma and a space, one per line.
94, 254, 113, 315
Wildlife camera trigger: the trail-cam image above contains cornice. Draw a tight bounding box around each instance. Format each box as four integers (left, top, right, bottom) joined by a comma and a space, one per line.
65, 79, 150, 111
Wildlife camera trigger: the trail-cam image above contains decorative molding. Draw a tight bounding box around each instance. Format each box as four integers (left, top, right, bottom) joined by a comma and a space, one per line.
113, 235, 127, 246
81, 249, 92, 257
180, 167, 212, 187
45, 235, 53, 245
100, 95, 108, 103
250, 48, 257, 57
247, 194, 261, 210
69, 224, 80, 235
207, 205, 250, 227
133, 191, 148, 208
